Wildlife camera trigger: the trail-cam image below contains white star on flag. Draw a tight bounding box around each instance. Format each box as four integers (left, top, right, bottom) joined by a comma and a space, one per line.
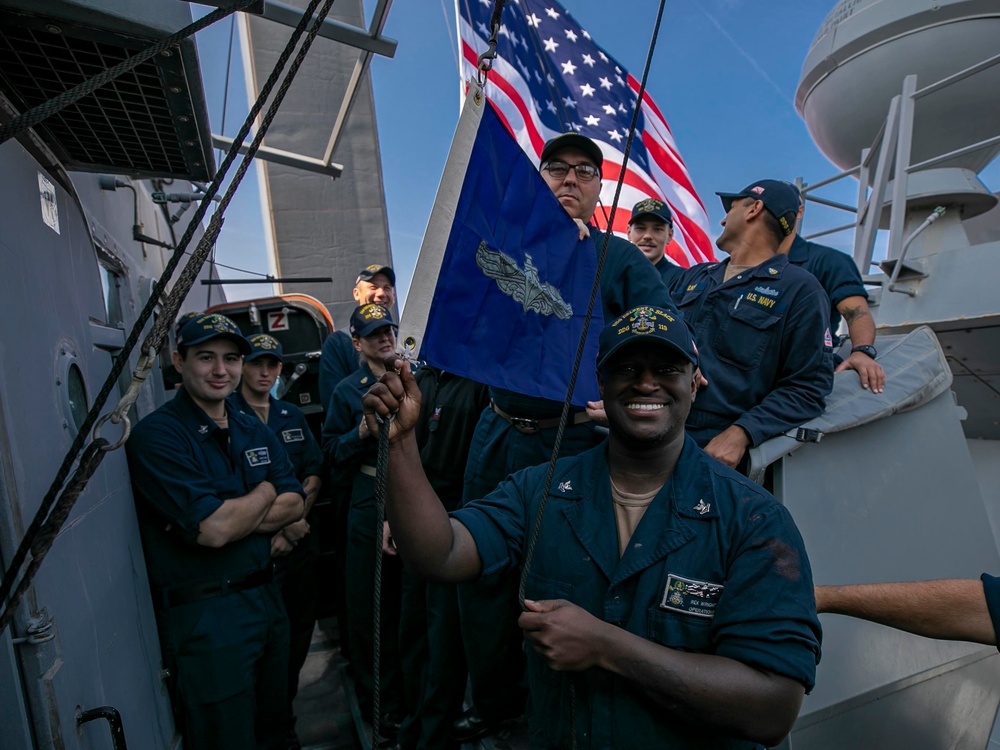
457, 0, 716, 269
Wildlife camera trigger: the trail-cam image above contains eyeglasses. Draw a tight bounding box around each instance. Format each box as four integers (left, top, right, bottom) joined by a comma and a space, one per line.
542, 160, 601, 182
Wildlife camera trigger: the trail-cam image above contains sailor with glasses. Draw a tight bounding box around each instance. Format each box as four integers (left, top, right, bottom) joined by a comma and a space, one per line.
451, 132, 680, 743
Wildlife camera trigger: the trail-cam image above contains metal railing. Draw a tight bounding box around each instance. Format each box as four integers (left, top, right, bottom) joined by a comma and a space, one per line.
795, 51, 1000, 296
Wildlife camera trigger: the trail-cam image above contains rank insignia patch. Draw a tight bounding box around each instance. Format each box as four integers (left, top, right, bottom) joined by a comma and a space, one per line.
660, 574, 724, 618
245, 447, 271, 467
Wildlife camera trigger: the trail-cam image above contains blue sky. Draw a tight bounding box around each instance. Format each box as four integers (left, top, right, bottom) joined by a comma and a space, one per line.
193, 1, 995, 304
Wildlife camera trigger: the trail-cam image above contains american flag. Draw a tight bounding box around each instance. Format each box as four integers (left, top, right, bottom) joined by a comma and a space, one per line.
456, 0, 716, 268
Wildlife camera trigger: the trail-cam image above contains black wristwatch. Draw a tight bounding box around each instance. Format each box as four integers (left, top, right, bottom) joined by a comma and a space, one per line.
851, 344, 877, 359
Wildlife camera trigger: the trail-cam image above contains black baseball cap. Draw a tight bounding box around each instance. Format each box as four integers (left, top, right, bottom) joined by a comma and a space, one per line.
597, 306, 698, 369
629, 198, 673, 228
540, 132, 603, 172
245, 334, 284, 363
349, 303, 397, 338
716, 180, 800, 236
176, 313, 252, 355
356, 263, 395, 286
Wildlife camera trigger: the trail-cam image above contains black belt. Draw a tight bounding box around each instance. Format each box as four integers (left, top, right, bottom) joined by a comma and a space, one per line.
490, 400, 591, 435
156, 566, 274, 609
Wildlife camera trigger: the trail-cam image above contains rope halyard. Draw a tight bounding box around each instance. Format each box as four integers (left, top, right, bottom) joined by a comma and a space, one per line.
0, 0, 338, 635
372, 413, 394, 745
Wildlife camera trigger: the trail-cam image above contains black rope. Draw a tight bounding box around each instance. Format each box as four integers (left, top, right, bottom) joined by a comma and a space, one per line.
372, 416, 392, 745
514, 1, 670, 745
0, 0, 337, 633
0, 1, 255, 145
0, 440, 109, 633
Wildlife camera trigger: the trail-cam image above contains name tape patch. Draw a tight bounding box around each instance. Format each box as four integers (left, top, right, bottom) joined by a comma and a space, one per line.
245, 447, 271, 467
281, 428, 305, 443
660, 574, 724, 618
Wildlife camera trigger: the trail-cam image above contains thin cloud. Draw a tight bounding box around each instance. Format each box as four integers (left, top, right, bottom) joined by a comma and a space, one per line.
692, 0, 795, 107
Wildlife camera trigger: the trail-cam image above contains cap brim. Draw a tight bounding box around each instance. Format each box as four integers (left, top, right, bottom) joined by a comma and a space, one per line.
185, 332, 252, 356
716, 191, 747, 213
628, 211, 672, 226
597, 336, 697, 370
540, 134, 603, 170
245, 351, 283, 363
354, 321, 397, 339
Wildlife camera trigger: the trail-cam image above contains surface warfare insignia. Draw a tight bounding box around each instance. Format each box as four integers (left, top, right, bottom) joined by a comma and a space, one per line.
693, 499, 711, 515
281, 428, 305, 443
755, 286, 779, 297
660, 574, 724, 618
475, 241, 573, 320
245, 447, 271, 467
558, 480, 573, 493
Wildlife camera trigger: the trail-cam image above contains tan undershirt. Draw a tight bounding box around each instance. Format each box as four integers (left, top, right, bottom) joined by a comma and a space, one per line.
250, 404, 270, 424
610, 476, 662, 557
723, 263, 754, 282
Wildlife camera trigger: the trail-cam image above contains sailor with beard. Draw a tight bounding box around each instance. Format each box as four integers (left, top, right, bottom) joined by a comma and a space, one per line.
361, 306, 822, 750
628, 197, 684, 287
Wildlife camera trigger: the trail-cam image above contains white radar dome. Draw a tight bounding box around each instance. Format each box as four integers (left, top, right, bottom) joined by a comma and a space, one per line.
796, 0, 1000, 176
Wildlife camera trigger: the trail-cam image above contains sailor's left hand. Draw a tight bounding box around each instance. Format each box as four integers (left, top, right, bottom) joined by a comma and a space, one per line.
519, 599, 607, 672
835, 352, 885, 394
704, 425, 750, 469
573, 218, 591, 241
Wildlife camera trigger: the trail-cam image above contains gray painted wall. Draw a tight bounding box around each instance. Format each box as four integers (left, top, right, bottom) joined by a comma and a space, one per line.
244, 0, 394, 330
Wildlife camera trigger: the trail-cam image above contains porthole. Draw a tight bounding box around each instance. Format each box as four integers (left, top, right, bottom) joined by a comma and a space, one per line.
66, 363, 88, 432
56, 341, 89, 436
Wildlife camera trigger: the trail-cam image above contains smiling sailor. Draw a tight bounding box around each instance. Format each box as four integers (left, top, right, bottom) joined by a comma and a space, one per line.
126, 313, 305, 750
669, 179, 834, 471
454, 131, 680, 742
361, 305, 822, 750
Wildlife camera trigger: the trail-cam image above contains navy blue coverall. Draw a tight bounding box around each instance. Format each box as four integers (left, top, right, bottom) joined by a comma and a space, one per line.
786, 235, 869, 349
453, 437, 822, 749
397, 367, 490, 749
229, 389, 324, 727
670, 254, 834, 449
323, 362, 404, 722
127, 387, 304, 750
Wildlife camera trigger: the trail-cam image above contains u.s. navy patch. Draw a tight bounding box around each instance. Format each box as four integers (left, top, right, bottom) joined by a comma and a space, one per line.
660, 574, 724, 618
245, 447, 271, 467
281, 428, 305, 443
